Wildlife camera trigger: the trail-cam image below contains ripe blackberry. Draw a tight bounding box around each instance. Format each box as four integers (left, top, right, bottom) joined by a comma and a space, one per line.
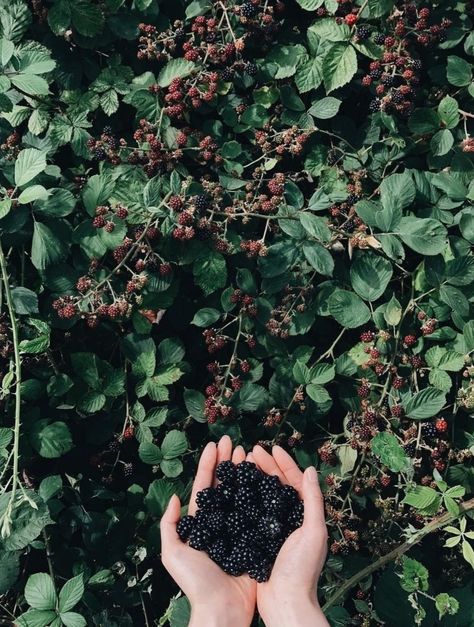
280, 485, 299, 506
221, 68, 234, 81
199, 509, 225, 534
248, 561, 271, 583
373, 33, 386, 45
258, 516, 283, 539
259, 474, 281, 494
357, 25, 371, 40
236, 461, 259, 485
196, 487, 218, 510
189, 526, 211, 550
216, 460, 236, 484
404, 442, 417, 457
287, 501, 304, 529
93, 147, 107, 160
195, 194, 209, 211
103, 125, 113, 135
208, 538, 228, 565
245, 62, 258, 76
216, 482, 235, 507
123, 462, 133, 477
223, 554, 246, 576
226, 510, 248, 536
262, 491, 285, 515
177, 515, 195, 541
234, 485, 257, 510
369, 99, 381, 112
422, 422, 437, 439
240, 2, 257, 17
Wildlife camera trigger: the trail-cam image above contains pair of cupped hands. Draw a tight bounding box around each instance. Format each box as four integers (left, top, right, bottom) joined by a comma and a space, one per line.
160, 436, 329, 627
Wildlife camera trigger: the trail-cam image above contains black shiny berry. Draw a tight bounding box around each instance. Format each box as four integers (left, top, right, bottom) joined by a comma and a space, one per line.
177, 515, 195, 541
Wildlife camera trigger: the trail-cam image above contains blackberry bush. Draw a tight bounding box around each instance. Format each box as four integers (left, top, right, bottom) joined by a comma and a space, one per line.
0, 0, 473, 625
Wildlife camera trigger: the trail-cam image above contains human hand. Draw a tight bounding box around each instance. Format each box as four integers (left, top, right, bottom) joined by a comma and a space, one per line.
250, 445, 329, 627
160, 436, 257, 627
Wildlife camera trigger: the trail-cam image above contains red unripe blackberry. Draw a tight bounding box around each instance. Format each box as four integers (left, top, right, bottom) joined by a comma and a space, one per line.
360, 330, 375, 343
435, 417, 448, 433
178, 211, 194, 226
410, 355, 423, 369
108, 303, 120, 319
392, 376, 405, 390
362, 75, 372, 86
146, 226, 159, 239
384, 36, 395, 48
104, 221, 115, 233
123, 426, 135, 439
115, 205, 128, 219
159, 263, 172, 275
357, 384, 370, 398
206, 385, 218, 397
169, 196, 183, 211
240, 360, 251, 374
403, 334, 417, 346
419, 7, 430, 18
92, 215, 106, 228
344, 13, 357, 26
380, 475, 391, 487
60, 304, 76, 319
434, 460, 446, 471
390, 404, 404, 418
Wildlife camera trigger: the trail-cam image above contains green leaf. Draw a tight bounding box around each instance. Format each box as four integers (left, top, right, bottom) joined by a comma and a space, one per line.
368, 0, 394, 16
310, 363, 335, 385
161, 430, 187, 459
308, 19, 350, 42
384, 294, 402, 326
309, 96, 341, 119
11, 287, 38, 315
447, 55, 472, 87
16, 610, 57, 627
70, 0, 104, 36
293, 360, 312, 385
10, 73, 49, 95
295, 0, 324, 8
60, 612, 87, 627
268, 45, 305, 79
460, 213, 474, 244
462, 540, 474, 569
191, 308, 221, 327
59, 574, 84, 613
322, 43, 357, 93
161, 458, 183, 478
429, 369, 452, 393
157, 58, 195, 87
38, 475, 62, 502
24, 573, 57, 610
430, 129, 454, 156
400, 557, 429, 592
403, 387, 446, 420
378, 172, 415, 229
0, 490, 52, 551
295, 58, 322, 93
435, 593, 460, 619
100, 89, 119, 115
328, 289, 371, 328
372, 432, 410, 472
438, 96, 459, 129
30, 420, 73, 458
337, 444, 357, 475
302, 242, 334, 276
396, 217, 447, 256
193, 253, 227, 296
350, 253, 393, 302
145, 478, 176, 516
18, 185, 49, 204
184, 389, 206, 422
139, 442, 163, 465
0, 38, 14, 66
306, 383, 331, 405
47, 1, 71, 35
15, 148, 47, 186
0, 550, 20, 594
402, 485, 440, 511
464, 320, 474, 351
238, 382, 266, 411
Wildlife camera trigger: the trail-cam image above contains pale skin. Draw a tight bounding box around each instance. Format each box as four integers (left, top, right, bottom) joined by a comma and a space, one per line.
160, 436, 329, 627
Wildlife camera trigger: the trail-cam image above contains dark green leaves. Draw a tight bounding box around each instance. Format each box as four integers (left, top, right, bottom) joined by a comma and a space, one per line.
322, 43, 357, 93
328, 289, 371, 328
396, 218, 447, 255
403, 388, 446, 420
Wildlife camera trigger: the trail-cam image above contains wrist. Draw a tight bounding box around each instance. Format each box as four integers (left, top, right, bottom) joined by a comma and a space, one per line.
190, 602, 252, 627
259, 595, 329, 627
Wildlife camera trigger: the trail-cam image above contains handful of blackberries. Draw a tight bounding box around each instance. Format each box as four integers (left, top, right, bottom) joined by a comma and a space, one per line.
176, 460, 304, 582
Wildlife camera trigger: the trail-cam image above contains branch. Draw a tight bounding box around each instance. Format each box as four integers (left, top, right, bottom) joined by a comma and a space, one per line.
322, 496, 474, 612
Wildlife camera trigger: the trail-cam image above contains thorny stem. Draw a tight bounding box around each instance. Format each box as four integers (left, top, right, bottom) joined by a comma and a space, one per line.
218, 313, 243, 399
0, 240, 22, 527
322, 497, 474, 612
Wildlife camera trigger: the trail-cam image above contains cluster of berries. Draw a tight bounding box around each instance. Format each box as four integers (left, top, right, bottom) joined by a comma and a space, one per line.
87, 127, 123, 164
254, 127, 310, 158
0, 130, 21, 160
92, 204, 128, 231
130, 119, 183, 177
265, 283, 312, 339
177, 460, 304, 581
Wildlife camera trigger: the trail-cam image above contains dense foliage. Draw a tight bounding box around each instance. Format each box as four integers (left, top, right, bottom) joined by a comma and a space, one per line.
0, 0, 473, 624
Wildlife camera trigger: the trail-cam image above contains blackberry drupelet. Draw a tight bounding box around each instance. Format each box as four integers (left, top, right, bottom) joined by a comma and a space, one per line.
176, 459, 304, 582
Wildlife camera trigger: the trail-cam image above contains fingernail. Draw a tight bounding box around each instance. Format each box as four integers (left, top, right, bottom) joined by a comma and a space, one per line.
306, 466, 317, 481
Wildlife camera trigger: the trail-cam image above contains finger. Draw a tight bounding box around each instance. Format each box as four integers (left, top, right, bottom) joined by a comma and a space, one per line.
301, 467, 326, 531
217, 435, 232, 464
189, 442, 217, 515
246, 451, 256, 463
160, 494, 181, 551
232, 445, 246, 464
272, 445, 304, 495
252, 445, 286, 482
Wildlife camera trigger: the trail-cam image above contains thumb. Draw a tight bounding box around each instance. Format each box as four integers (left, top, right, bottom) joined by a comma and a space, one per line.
301, 467, 326, 532
160, 494, 181, 548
